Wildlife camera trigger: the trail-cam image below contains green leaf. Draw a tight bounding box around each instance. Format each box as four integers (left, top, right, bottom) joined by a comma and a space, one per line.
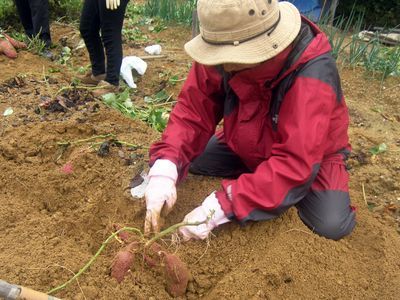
3, 107, 13, 116
154, 90, 169, 101
102, 93, 117, 105
118, 89, 130, 102
370, 143, 387, 155
124, 98, 133, 109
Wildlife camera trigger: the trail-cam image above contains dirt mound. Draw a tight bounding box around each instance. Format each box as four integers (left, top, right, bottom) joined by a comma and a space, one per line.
0, 23, 399, 300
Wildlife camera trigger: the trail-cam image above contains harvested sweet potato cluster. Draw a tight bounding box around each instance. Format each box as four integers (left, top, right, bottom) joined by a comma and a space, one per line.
110, 224, 191, 297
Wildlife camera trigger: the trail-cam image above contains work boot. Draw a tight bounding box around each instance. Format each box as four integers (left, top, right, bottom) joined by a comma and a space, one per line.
92, 80, 119, 98
80, 72, 106, 86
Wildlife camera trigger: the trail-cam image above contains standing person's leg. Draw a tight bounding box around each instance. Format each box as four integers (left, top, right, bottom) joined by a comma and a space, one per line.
296, 155, 356, 240
28, 0, 52, 46
79, 0, 106, 80
98, 0, 129, 86
189, 132, 251, 178
14, 0, 34, 37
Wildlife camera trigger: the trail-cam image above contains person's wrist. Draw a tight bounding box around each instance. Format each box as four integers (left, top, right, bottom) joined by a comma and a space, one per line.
148, 159, 178, 183
202, 192, 230, 227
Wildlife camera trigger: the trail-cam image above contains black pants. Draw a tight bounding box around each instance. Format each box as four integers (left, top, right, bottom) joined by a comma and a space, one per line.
190, 135, 356, 240
79, 0, 128, 86
14, 0, 51, 46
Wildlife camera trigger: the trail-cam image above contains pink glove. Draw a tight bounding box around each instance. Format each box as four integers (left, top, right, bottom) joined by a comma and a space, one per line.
144, 159, 178, 234
179, 192, 230, 241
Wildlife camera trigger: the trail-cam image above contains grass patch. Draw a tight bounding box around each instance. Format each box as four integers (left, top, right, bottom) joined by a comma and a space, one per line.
144, 0, 196, 24
319, 9, 400, 80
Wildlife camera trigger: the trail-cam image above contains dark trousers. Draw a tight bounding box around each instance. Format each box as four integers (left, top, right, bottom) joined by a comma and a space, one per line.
190, 135, 356, 240
14, 0, 51, 46
79, 0, 128, 86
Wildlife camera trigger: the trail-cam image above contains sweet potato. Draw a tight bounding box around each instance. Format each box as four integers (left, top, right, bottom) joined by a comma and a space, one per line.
3, 33, 27, 49
143, 242, 163, 267
113, 223, 132, 243
0, 39, 17, 59
162, 252, 191, 297
111, 242, 138, 283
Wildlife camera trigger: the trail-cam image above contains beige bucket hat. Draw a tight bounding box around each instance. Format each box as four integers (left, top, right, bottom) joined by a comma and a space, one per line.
185, 0, 301, 65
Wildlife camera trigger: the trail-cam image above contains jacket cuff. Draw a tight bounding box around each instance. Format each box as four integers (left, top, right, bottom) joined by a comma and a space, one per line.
216, 185, 235, 220
148, 159, 178, 183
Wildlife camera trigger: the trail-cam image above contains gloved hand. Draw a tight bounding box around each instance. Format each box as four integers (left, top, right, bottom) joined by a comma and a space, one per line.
179, 192, 231, 241
144, 159, 178, 234
106, 0, 121, 10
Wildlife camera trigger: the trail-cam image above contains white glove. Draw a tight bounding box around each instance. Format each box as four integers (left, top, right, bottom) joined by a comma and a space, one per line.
144, 159, 178, 234
120, 56, 148, 88
179, 192, 230, 241
106, 0, 120, 10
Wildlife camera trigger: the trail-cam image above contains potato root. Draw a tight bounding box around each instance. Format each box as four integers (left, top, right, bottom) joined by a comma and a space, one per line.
112, 223, 132, 243
111, 242, 138, 283
162, 252, 191, 297
3, 33, 27, 49
143, 242, 163, 267
0, 39, 17, 59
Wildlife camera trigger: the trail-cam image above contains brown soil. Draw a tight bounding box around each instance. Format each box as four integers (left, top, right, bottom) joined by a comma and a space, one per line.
0, 18, 399, 300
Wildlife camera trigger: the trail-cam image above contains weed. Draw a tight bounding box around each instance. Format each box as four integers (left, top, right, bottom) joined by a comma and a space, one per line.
370, 143, 387, 156
122, 27, 149, 43
50, 0, 82, 22
363, 43, 400, 79
102, 89, 171, 132
0, 0, 18, 28
58, 46, 72, 65
26, 32, 47, 55
319, 7, 364, 60
144, 0, 197, 24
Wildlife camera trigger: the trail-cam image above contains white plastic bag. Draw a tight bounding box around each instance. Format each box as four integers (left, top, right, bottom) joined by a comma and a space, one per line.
120, 56, 148, 88
144, 44, 162, 55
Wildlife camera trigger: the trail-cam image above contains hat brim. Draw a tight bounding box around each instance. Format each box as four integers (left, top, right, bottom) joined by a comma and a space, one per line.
184, 2, 301, 65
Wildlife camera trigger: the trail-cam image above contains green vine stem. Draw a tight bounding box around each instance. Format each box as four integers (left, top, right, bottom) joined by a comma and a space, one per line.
57, 134, 116, 147
47, 220, 206, 295
144, 220, 206, 248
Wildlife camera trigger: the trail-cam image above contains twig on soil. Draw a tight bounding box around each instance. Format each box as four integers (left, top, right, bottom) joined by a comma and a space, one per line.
15, 177, 29, 190
152, 100, 177, 108
193, 237, 211, 265
42, 66, 50, 88
89, 140, 147, 150
362, 183, 368, 206
57, 134, 116, 147
138, 55, 167, 60
53, 264, 87, 300
26, 264, 86, 299
383, 83, 400, 91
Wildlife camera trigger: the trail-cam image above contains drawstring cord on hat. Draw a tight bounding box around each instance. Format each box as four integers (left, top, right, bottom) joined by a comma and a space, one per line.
202, 12, 281, 46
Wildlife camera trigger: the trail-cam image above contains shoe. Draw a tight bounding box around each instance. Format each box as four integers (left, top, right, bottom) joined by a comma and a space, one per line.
92, 80, 119, 98
80, 72, 106, 86
41, 49, 55, 60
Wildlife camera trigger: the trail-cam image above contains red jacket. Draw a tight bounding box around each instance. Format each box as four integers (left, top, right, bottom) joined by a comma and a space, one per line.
150, 19, 351, 223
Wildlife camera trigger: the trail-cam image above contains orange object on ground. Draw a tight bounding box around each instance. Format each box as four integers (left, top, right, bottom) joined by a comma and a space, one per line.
3, 33, 27, 49
0, 39, 17, 58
